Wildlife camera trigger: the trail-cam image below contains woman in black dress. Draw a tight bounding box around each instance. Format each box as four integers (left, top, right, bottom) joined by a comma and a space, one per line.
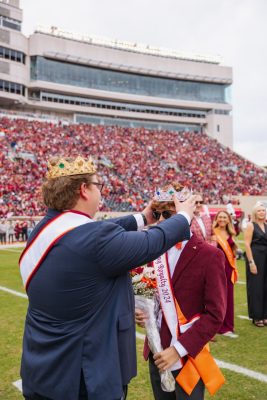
244, 203, 267, 327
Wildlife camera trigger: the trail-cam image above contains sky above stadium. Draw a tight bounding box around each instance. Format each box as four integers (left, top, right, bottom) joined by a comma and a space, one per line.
20, 0, 267, 166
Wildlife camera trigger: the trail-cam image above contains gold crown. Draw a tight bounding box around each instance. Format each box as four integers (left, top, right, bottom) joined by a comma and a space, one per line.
46, 156, 97, 179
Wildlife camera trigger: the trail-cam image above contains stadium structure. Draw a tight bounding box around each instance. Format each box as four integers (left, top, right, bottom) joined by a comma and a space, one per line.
0, 0, 233, 148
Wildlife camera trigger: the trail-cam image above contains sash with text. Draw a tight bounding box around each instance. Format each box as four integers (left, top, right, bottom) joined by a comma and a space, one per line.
153, 253, 225, 395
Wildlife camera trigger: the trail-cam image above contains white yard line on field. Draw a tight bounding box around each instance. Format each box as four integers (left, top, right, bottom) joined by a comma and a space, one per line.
215, 360, 267, 383
136, 332, 267, 383
0, 249, 23, 253
237, 315, 250, 320
0, 243, 25, 249
0, 285, 27, 299
13, 379, 22, 392
136, 331, 146, 341
237, 280, 246, 285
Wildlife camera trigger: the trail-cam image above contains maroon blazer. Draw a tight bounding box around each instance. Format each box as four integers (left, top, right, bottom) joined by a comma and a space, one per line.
144, 234, 227, 360
190, 214, 214, 244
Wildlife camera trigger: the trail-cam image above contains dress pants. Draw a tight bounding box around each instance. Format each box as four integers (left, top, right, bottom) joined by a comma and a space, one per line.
148, 353, 204, 400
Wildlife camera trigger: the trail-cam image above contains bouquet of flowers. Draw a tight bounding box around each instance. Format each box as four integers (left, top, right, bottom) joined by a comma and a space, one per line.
132, 264, 175, 392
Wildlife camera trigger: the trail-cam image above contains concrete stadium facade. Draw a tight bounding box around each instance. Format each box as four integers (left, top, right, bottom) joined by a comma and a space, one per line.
0, 0, 233, 147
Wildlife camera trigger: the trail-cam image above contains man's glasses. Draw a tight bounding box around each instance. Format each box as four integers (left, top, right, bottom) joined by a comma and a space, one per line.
152, 210, 175, 220
195, 201, 204, 205
91, 182, 104, 193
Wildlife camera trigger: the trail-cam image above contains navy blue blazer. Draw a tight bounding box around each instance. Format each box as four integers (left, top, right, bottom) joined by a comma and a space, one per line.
21, 209, 190, 400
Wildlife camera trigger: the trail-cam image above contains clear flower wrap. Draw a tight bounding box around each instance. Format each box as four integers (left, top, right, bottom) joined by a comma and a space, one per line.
135, 294, 175, 392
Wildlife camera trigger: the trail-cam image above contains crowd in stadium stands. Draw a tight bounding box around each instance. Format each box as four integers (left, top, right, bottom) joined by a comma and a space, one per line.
0, 116, 267, 218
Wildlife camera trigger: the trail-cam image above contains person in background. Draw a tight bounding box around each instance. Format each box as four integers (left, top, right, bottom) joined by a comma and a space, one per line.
231, 213, 241, 236
14, 220, 22, 241
7, 220, 15, 243
0, 218, 7, 244
21, 220, 28, 241
241, 214, 251, 231
19, 156, 195, 400
244, 202, 267, 327
190, 193, 215, 245
226, 200, 235, 218
213, 210, 238, 338
27, 219, 36, 237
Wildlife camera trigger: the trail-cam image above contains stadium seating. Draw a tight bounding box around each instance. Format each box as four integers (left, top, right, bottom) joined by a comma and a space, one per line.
0, 116, 267, 216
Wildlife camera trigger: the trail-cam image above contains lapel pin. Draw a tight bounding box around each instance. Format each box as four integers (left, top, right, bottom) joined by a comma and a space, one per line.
193, 246, 197, 250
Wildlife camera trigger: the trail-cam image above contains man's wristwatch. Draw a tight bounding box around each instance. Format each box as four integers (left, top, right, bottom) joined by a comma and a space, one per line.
141, 213, 148, 226
248, 260, 254, 265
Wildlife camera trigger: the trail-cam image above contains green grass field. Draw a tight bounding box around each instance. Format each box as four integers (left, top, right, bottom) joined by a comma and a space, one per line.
0, 241, 266, 400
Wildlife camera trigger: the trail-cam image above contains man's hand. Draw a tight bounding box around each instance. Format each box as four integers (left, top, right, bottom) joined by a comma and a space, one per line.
173, 194, 196, 221
153, 346, 180, 372
141, 201, 157, 225
135, 308, 147, 328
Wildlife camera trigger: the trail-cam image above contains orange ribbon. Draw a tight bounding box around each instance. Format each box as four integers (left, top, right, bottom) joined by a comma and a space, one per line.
214, 228, 238, 284
176, 346, 225, 395
175, 300, 225, 395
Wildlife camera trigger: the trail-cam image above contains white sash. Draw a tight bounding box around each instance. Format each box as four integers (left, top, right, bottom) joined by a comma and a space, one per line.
154, 253, 183, 369
154, 253, 200, 370
19, 211, 92, 289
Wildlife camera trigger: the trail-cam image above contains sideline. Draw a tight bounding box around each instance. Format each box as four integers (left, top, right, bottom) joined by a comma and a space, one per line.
0, 243, 25, 249
136, 332, 267, 383
0, 285, 27, 299
13, 379, 22, 392
238, 315, 250, 320
0, 249, 23, 253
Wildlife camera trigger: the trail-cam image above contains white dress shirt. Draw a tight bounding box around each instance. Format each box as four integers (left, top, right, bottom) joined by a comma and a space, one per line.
195, 215, 206, 238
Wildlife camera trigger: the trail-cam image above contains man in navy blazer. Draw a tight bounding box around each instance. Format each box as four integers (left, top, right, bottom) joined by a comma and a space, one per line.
19, 156, 195, 400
